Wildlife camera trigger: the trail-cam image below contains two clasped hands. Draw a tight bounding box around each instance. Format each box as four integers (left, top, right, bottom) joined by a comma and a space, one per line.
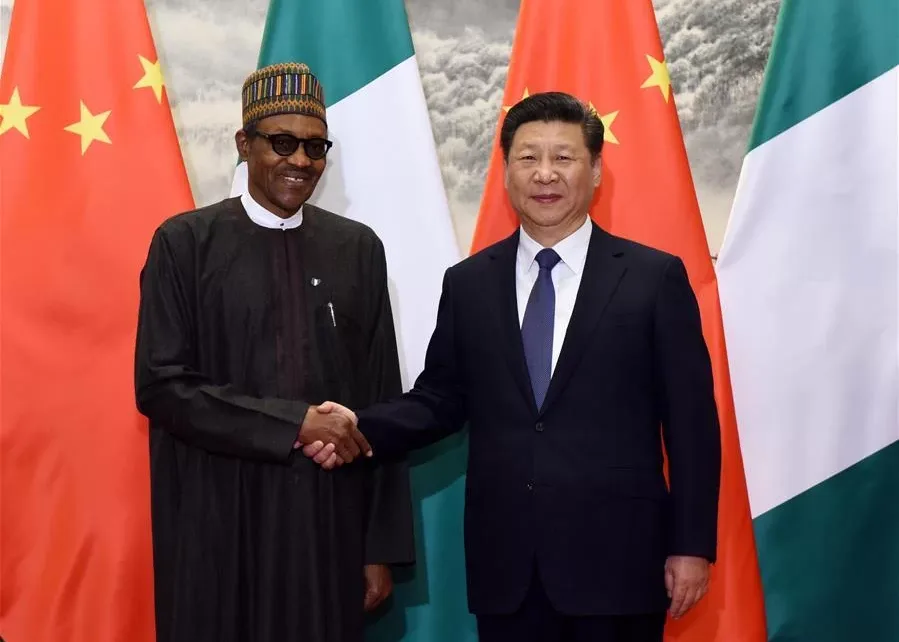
296, 401, 364, 469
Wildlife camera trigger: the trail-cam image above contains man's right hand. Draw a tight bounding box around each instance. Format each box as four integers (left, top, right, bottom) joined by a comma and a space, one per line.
297, 404, 371, 464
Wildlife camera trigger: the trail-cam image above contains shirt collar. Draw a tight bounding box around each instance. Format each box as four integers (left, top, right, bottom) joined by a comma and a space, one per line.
518, 215, 592, 275
240, 191, 304, 230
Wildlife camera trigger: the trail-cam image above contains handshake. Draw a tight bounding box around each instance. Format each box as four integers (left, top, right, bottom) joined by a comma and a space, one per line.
295, 401, 364, 470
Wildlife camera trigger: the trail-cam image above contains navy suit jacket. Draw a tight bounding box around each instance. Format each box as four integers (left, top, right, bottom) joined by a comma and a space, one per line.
359, 223, 721, 616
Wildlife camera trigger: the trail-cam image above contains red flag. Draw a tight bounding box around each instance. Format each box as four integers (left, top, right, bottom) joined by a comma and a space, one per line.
473, 1, 767, 640
0, 0, 194, 640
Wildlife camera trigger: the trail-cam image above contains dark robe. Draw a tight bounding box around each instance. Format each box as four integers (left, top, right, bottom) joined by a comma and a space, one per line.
135, 197, 414, 642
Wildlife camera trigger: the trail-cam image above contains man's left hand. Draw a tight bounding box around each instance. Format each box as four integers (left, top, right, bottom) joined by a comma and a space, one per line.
363, 564, 393, 612
665, 555, 710, 619
300, 441, 344, 470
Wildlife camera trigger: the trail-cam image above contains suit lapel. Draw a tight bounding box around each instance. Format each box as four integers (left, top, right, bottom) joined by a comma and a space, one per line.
487, 231, 539, 414
540, 225, 626, 415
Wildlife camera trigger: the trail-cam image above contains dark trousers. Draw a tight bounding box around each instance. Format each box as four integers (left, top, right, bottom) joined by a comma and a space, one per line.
476, 568, 666, 642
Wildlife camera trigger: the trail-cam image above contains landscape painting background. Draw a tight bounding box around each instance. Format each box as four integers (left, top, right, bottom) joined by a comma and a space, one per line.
0, 0, 780, 254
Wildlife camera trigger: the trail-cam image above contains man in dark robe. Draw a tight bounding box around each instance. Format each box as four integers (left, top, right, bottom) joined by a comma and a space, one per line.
134, 62, 414, 642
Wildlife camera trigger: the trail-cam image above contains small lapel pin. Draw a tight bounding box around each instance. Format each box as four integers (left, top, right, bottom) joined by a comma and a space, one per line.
311, 278, 321, 286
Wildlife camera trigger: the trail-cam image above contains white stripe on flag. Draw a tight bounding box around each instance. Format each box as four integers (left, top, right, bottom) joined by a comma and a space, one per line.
718, 68, 899, 517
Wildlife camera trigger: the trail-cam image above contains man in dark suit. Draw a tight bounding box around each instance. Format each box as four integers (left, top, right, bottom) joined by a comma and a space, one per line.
305, 91, 721, 642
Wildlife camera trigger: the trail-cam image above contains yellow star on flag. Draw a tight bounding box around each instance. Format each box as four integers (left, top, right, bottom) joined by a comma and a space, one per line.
588, 102, 620, 145
640, 54, 671, 102
64, 101, 112, 154
0, 87, 41, 138
599, 110, 620, 145
503, 87, 530, 112
133, 55, 165, 103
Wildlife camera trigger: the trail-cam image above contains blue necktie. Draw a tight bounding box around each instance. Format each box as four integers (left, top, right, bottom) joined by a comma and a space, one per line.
521, 248, 561, 409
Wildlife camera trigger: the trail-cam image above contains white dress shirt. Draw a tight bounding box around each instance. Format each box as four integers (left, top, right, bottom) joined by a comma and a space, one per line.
516, 216, 592, 374
240, 191, 304, 230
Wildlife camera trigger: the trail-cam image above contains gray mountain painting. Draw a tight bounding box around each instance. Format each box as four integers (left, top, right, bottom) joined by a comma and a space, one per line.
0, 0, 781, 255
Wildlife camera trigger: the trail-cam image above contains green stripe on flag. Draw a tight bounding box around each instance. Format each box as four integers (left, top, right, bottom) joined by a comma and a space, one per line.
258, 0, 414, 107
748, 0, 899, 151
753, 441, 899, 642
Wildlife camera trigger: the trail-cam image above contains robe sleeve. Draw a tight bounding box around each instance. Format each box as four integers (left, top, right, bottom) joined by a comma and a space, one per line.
134, 226, 306, 463
362, 237, 415, 565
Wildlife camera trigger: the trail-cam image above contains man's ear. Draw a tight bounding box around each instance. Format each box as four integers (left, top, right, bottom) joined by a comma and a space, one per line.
592, 156, 602, 187
235, 129, 250, 162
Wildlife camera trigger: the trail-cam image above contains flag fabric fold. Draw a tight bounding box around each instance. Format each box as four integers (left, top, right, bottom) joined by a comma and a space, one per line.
717, 1, 899, 640
0, 1, 195, 640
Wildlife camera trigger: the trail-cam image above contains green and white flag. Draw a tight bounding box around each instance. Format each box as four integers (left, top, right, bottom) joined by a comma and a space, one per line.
716, 1, 899, 640
232, 1, 475, 641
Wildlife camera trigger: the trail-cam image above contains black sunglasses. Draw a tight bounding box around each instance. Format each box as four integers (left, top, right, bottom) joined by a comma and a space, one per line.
254, 131, 333, 160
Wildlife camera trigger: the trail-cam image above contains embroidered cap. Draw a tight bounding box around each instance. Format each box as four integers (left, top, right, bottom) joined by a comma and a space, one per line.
241, 62, 326, 127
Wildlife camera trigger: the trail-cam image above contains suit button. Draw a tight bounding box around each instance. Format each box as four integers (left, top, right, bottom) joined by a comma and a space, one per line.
535, 422, 544, 432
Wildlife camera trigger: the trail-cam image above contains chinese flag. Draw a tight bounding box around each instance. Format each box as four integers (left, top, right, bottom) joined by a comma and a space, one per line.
472, 1, 767, 641
0, 0, 194, 640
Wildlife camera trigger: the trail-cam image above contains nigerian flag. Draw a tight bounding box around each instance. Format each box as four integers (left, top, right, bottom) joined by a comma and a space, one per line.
231, 1, 475, 641
716, 1, 899, 641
